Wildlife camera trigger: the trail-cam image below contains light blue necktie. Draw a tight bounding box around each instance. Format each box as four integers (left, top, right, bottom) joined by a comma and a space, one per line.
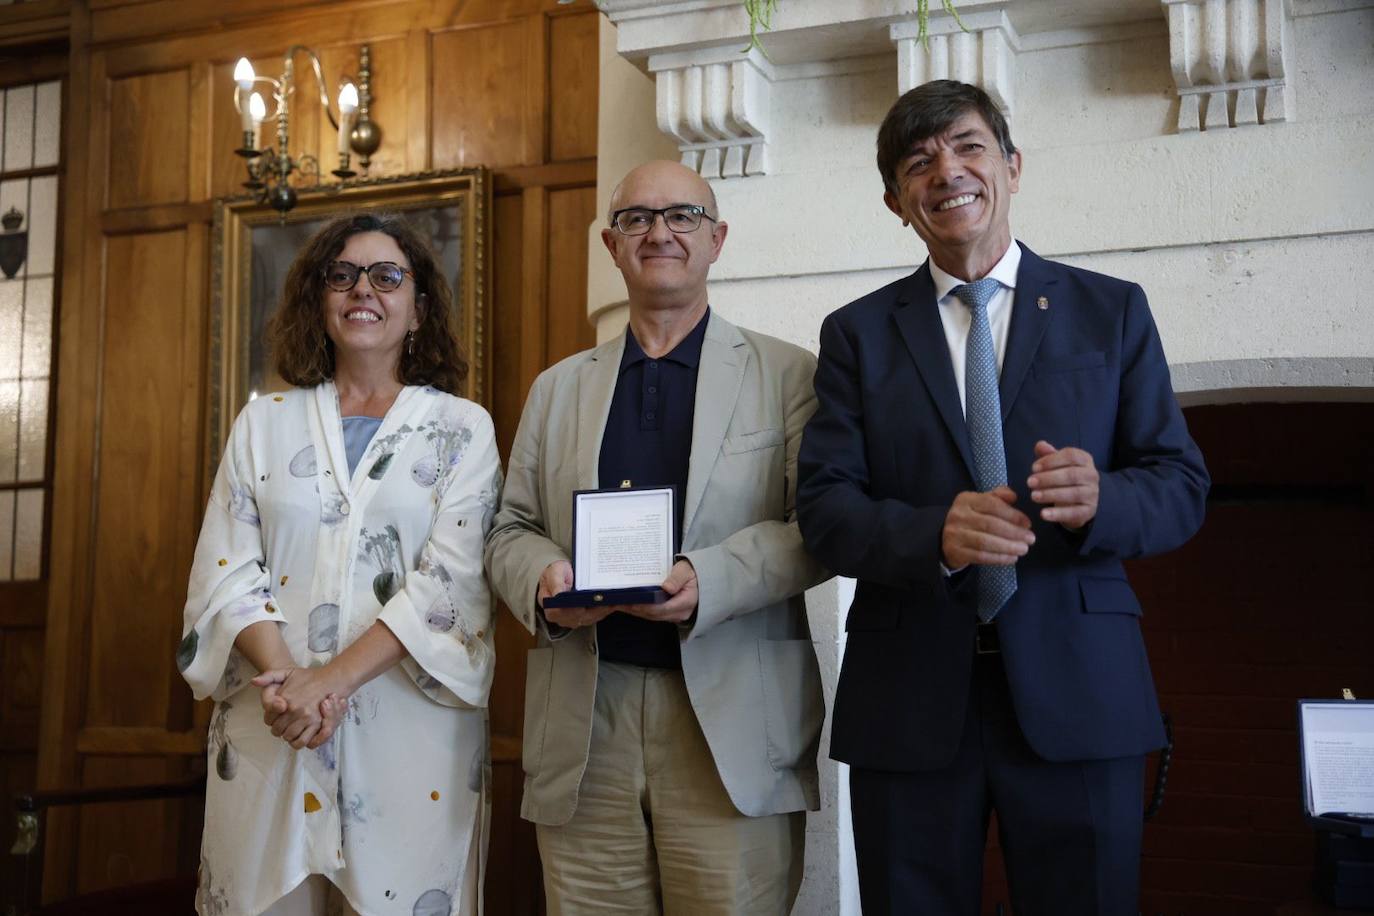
952, 278, 1017, 622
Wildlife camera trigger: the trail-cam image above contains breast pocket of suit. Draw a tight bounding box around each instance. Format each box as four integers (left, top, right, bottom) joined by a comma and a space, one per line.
721, 427, 784, 455
521, 647, 555, 776
757, 638, 824, 770
716, 428, 786, 519
1028, 350, 1112, 447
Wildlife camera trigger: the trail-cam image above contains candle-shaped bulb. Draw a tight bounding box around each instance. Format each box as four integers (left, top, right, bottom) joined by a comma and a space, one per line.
248, 92, 267, 149
234, 58, 256, 91
338, 83, 359, 114
337, 83, 359, 155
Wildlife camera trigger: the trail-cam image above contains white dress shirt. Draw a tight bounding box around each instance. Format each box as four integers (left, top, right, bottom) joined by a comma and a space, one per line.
928, 239, 1021, 416
929, 240, 1021, 577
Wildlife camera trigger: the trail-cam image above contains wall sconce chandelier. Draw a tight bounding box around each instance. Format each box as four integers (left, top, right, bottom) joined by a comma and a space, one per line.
232, 44, 383, 214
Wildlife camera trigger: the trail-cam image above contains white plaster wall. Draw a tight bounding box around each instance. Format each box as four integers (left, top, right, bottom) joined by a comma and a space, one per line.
589, 14, 679, 342
628, 6, 1374, 378
794, 576, 860, 916
588, 3, 1374, 913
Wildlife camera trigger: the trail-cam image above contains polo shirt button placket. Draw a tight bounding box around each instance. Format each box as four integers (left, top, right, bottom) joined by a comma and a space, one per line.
643, 360, 661, 429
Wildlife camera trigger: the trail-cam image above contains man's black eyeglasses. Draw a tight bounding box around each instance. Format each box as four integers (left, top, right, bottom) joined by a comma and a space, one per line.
323, 260, 415, 293
609, 205, 718, 236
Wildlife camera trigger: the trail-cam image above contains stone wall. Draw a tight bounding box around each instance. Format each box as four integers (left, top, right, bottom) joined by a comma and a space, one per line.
586, 2, 1374, 911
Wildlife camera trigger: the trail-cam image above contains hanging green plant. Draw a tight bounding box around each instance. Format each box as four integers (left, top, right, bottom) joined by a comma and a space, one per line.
741, 0, 967, 56
576, 1, 968, 57
917, 0, 970, 48
742, 0, 780, 55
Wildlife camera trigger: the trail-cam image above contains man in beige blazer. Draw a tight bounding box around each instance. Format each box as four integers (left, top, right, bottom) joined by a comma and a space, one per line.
485, 160, 827, 915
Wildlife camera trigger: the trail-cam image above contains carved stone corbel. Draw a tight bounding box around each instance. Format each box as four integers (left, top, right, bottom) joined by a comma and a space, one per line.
890, 8, 1020, 115
1163, 0, 1295, 131
648, 46, 774, 180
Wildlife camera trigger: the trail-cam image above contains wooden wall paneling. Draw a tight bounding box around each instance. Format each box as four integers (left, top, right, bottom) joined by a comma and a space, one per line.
488, 613, 532, 750
0, 581, 45, 629
313, 37, 412, 178
492, 159, 596, 195
99, 201, 211, 235
0, 0, 71, 49
525, 12, 550, 166
430, 17, 541, 171
487, 754, 543, 916
88, 0, 572, 50
73, 754, 183, 894
1, 627, 44, 746
489, 175, 546, 911
486, 183, 540, 912
167, 217, 208, 733
544, 186, 597, 365
405, 28, 430, 172
39, 13, 101, 897
547, 11, 598, 163
518, 186, 548, 394
75, 726, 202, 755
89, 0, 572, 71
71, 220, 202, 891
0, 41, 69, 85
186, 60, 212, 204
106, 69, 190, 209
83, 229, 190, 728
490, 191, 525, 461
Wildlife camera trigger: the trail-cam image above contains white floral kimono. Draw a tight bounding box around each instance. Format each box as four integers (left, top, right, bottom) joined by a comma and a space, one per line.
179, 383, 502, 916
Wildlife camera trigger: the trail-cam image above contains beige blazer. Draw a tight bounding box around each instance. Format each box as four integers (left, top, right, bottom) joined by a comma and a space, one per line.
485, 312, 828, 825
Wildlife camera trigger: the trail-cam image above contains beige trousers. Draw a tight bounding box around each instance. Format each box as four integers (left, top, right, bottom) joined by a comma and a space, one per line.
537, 661, 805, 916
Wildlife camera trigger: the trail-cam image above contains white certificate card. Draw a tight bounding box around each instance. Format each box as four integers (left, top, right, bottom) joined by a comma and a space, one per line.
573, 487, 674, 590
1300, 701, 1374, 818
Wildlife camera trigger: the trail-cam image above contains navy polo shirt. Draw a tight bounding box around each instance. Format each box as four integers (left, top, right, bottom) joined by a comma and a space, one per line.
594, 310, 708, 669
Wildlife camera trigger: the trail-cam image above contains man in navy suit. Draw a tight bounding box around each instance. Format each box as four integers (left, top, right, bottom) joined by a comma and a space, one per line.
796, 80, 1209, 914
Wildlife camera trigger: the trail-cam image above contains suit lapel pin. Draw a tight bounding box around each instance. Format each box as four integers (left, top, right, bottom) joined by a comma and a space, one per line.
1037, 296, 1049, 310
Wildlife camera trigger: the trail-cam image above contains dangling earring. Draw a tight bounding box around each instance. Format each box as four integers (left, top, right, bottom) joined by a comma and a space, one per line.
406, 330, 415, 356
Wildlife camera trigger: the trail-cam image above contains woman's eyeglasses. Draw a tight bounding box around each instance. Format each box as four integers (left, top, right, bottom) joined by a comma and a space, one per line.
323, 260, 415, 293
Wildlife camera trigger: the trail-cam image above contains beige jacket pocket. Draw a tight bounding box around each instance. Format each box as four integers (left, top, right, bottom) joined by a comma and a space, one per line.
522, 646, 555, 776
757, 638, 824, 770
722, 428, 784, 454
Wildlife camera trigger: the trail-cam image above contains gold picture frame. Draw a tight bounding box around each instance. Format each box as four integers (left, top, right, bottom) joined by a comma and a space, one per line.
208, 168, 490, 470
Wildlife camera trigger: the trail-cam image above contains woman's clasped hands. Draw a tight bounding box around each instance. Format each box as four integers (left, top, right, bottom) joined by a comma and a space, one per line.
251, 666, 349, 750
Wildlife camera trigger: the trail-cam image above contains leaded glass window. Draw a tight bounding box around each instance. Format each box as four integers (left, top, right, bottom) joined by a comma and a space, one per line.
0, 80, 60, 582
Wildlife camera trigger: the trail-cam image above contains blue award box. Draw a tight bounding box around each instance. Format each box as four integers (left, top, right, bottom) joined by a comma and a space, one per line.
542, 485, 675, 609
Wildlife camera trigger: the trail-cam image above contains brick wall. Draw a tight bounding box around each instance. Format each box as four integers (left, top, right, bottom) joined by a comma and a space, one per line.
981, 402, 1374, 915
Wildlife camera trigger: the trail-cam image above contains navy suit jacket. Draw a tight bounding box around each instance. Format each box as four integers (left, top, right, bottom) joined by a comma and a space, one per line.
797, 243, 1209, 771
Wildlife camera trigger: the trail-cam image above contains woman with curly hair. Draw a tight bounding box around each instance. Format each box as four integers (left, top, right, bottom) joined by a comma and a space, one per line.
178, 212, 501, 915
